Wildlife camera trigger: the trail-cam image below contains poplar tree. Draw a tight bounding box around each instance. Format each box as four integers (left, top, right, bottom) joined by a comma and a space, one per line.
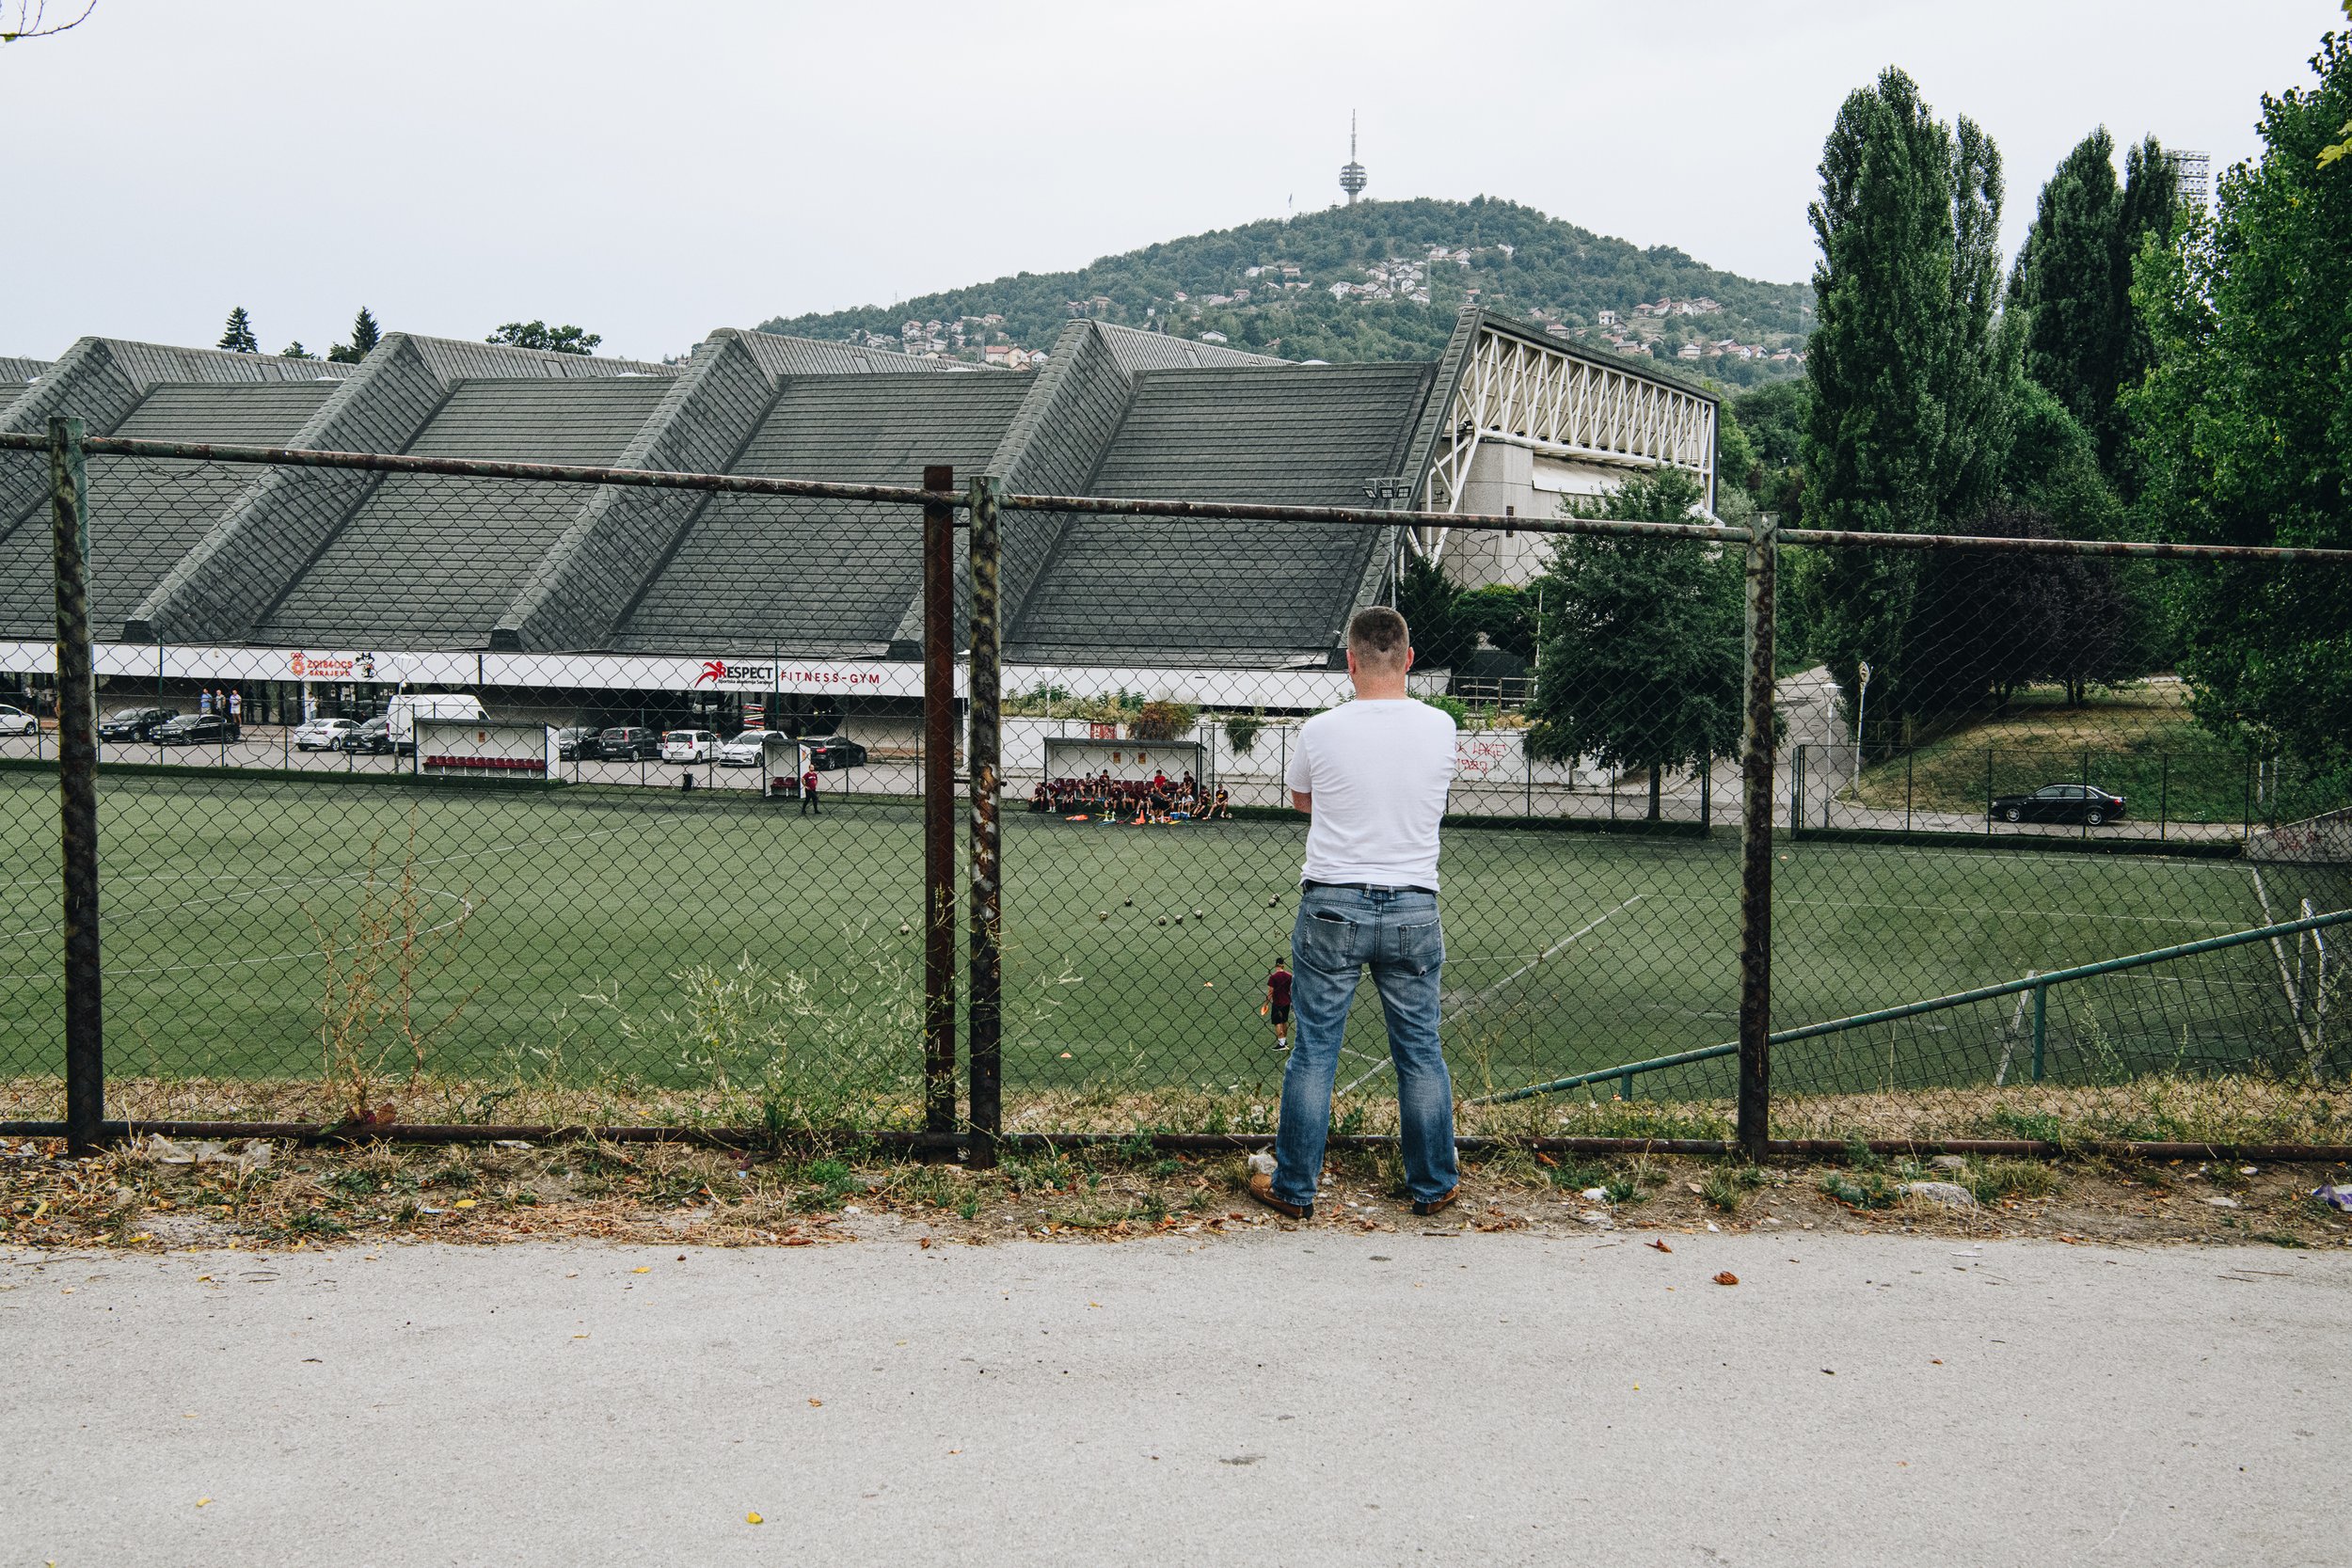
1797, 68, 2010, 728
2012, 130, 2176, 479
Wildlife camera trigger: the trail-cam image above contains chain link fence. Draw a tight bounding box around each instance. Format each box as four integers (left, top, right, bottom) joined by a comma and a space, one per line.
5, 421, 2348, 1158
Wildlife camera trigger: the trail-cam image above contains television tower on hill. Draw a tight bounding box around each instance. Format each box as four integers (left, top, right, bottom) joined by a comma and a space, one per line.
1340, 112, 1368, 205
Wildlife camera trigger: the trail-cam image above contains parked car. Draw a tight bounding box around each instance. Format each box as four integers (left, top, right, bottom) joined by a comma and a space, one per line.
154, 712, 231, 746
719, 729, 784, 768
660, 728, 719, 763
340, 716, 393, 754
1990, 783, 2127, 827
595, 725, 660, 761
0, 704, 37, 736
803, 736, 867, 771
99, 705, 177, 741
293, 718, 356, 752
553, 726, 599, 761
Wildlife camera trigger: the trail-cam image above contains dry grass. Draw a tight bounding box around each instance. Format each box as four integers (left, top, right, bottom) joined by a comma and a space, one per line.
6, 1123, 2345, 1257
7, 1072, 2344, 1151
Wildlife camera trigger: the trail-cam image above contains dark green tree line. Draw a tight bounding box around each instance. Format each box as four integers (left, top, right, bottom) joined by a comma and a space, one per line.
2129, 27, 2352, 778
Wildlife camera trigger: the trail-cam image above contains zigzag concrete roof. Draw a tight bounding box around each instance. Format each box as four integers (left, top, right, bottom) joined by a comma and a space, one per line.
0, 309, 1717, 672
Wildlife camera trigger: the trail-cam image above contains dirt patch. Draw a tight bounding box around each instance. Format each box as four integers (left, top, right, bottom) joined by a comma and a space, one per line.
4, 1134, 2345, 1256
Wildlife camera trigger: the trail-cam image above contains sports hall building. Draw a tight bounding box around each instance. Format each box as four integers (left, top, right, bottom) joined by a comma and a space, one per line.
0, 307, 1717, 728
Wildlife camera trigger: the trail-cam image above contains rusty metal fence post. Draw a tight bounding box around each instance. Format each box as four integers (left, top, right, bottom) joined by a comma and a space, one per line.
921, 466, 958, 1156
50, 417, 103, 1157
1735, 513, 1779, 1161
966, 474, 1005, 1167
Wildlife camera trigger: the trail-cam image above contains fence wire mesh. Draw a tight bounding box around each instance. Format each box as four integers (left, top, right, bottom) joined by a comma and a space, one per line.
4, 431, 2348, 1153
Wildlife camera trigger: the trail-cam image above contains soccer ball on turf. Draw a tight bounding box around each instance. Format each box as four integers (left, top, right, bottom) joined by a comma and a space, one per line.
1155, 915, 1168, 927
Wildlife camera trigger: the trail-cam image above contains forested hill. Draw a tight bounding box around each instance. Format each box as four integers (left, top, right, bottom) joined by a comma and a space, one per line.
759, 197, 1813, 388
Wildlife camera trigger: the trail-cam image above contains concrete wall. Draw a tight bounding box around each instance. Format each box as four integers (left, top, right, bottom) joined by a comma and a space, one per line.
1440, 443, 1628, 589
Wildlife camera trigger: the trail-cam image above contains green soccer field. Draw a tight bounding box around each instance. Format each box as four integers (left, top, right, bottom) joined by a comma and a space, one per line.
1, 768, 2340, 1107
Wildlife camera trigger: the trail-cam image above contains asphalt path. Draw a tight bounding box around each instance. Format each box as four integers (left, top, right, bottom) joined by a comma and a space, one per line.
5, 1231, 2342, 1566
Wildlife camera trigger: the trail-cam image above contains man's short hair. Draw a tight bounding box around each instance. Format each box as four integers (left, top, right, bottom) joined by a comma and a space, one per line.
1347, 605, 1411, 667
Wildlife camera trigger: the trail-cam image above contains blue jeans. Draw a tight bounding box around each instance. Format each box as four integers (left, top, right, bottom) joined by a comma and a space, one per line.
1273, 884, 1457, 1208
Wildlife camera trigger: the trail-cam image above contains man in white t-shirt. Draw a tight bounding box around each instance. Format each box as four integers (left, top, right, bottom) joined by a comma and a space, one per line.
1248, 605, 1460, 1221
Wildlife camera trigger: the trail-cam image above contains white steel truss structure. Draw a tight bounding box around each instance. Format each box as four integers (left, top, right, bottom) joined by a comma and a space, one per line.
1414, 323, 1717, 558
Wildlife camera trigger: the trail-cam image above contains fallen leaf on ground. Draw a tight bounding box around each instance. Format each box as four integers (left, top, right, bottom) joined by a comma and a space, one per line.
1713, 1271, 1740, 1286
631, 1266, 650, 1274
808, 1398, 822, 1407
1646, 1239, 1672, 1253
746, 1512, 764, 1525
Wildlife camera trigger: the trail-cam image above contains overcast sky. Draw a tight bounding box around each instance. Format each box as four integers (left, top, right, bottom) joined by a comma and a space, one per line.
6, 1, 2339, 362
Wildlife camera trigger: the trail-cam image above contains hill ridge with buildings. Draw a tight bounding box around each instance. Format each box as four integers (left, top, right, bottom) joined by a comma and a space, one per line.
759, 196, 1810, 388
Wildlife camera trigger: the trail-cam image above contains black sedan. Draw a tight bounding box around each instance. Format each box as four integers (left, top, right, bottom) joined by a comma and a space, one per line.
803, 736, 867, 771
99, 705, 178, 741
1991, 783, 2127, 827
153, 712, 232, 746
553, 726, 599, 761
340, 716, 393, 754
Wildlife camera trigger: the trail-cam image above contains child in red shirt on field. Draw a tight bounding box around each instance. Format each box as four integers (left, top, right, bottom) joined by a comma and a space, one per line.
1264, 958, 1292, 1051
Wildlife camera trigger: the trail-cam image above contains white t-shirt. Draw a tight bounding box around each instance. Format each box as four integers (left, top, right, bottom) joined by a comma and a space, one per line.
1285, 698, 1457, 889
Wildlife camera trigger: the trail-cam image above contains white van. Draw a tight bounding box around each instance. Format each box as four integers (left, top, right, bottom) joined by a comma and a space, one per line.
386, 692, 487, 754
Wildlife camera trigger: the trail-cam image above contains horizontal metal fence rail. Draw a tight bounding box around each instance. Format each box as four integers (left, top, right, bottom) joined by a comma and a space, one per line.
1472, 907, 2352, 1106
9, 431, 2348, 562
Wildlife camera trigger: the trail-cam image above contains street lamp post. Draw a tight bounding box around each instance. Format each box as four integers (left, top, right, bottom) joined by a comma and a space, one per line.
1851, 660, 1872, 800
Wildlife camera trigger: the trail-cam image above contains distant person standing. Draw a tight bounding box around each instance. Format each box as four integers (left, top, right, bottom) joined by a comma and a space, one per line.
1263, 958, 1293, 1051
227, 689, 241, 736
801, 763, 819, 816
198, 689, 212, 716
1248, 606, 1459, 1221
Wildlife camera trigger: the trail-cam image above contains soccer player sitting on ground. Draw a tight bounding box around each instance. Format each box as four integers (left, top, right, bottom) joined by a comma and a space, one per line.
1248, 604, 1460, 1222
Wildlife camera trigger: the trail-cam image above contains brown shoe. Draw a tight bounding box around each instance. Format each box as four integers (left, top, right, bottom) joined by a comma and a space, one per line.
1246, 1171, 1312, 1220
1410, 1185, 1459, 1217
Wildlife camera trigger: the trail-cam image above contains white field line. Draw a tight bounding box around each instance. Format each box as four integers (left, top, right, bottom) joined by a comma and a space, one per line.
0, 821, 636, 895
0, 885, 476, 984
1641, 890, 2236, 929
1338, 895, 1644, 1097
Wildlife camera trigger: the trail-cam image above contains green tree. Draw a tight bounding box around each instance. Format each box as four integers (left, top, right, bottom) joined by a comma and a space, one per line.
328, 306, 382, 364
278, 341, 314, 359
1524, 469, 1743, 820
1393, 554, 1474, 673
2013, 131, 2123, 440
1454, 583, 1535, 661
1799, 68, 2010, 725
486, 321, 601, 355
2011, 130, 2178, 480
1729, 381, 1810, 527
2129, 27, 2352, 775
216, 306, 259, 354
